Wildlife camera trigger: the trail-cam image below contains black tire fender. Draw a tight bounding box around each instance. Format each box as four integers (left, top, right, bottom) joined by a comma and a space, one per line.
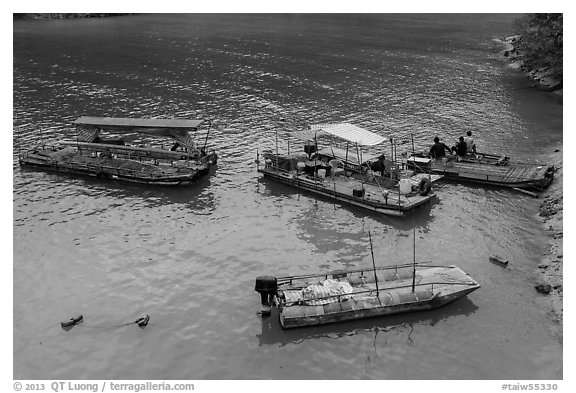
418, 177, 432, 196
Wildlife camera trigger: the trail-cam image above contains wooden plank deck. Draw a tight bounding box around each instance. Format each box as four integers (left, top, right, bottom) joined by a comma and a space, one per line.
430, 160, 551, 185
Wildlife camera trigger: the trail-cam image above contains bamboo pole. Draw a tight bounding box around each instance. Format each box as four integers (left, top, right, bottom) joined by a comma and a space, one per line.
368, 230, 379, 297
412, 226, 416, 293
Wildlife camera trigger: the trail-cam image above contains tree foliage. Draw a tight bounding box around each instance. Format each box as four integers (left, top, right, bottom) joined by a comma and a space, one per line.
515, 14, 563, 81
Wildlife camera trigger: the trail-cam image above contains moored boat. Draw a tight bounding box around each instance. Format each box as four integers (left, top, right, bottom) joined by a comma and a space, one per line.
18, 117, 218, 186
488, 255, 509, 266
258, 123, 442, 216
407, 152, 554, 191
255, 263, 480, 329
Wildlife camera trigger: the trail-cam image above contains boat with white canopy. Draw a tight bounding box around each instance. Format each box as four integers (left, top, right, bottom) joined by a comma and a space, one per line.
257, 122, 441, 216
18, 116, 218, 186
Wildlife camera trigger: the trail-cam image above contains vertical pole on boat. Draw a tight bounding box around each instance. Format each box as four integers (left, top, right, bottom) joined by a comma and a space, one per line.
313, 129, 318, 180
368, 230, 379, 298
275, 124, 280, 172
355, 142, 364, 191
333, 181, 337, 211
389, 137, 395, 184
410, 133, 415, 154
344, 141, 349, 175
203, 122, 212, 151
412, 226, 416, 293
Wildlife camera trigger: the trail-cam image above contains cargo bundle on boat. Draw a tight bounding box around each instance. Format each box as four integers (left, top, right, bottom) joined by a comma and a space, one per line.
18, 116, 218, 186
257, 123, 442, 216
406, 151, 554, 192
255, 263, 480, 329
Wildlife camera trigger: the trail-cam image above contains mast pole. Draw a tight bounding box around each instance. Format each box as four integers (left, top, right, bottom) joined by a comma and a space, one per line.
390, 138, 394, 182
412, 226, 416, 292
368, 230, 379, 297
313, 129, 318, 180
344, 141, 349, 175
275, 123, 279, 172
203, 121, 212, 151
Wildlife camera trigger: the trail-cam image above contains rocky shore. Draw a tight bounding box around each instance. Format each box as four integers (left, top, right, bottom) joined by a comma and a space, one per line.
536, 151, 563, 335
499, 34, 563, 339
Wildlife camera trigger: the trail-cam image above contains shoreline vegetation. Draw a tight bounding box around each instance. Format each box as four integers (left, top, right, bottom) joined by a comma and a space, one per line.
500, 14, 563, 337
500, 14, 563, 97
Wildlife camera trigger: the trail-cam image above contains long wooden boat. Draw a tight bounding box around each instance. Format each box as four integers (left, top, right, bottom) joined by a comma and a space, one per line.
18, 117, 218, 186
258, 123, 442, 217
407, 152, 554, 191
255, 263, 480, 329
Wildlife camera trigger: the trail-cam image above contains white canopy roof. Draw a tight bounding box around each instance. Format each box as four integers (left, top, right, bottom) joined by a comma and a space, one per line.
308, 123, 385, 146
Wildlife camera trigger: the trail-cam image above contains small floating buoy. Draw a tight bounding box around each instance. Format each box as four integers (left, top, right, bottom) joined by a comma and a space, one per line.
489, 255, 509, 266
61, 314, 83, 329
134, 315, 150, 328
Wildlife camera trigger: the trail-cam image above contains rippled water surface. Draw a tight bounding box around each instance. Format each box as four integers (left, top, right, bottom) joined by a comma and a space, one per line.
13, 14, 562, 380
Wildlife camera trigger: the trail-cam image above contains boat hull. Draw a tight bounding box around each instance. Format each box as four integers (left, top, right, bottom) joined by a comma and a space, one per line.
19, 148, 216, 186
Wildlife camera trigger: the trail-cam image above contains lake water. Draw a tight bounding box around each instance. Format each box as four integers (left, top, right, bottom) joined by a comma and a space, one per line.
13, 14, 563, 380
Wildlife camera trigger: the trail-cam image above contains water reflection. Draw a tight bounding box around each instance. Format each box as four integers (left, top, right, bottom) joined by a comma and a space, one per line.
257, 298, 479, 347
257, 176, 437, 232
16, 165, 218, 212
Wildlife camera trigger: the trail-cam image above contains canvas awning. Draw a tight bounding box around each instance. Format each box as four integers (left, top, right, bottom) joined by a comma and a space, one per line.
290, 123, 385, 146
310, 123, 385, 146
74, 117, 203, 147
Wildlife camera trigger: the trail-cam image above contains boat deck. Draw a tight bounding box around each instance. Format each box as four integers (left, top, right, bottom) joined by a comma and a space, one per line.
427, 159, 554, 189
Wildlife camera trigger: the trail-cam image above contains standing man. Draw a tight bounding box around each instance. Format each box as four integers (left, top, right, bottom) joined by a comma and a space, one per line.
429, 137, 452, 159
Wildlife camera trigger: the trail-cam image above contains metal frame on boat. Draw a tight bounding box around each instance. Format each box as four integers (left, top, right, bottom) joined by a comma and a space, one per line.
18, 116, 218, 186
257, 123, 442, 216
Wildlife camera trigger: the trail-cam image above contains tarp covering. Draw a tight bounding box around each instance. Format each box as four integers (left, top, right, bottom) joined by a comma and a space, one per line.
310, 123, 385, 146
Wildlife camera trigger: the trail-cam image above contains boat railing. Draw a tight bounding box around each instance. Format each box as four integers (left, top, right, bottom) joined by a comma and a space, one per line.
60, 141, 203, 160
276, 262, 446, 283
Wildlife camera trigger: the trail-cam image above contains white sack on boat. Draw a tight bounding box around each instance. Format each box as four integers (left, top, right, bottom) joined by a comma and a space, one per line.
302, 279, 353, 305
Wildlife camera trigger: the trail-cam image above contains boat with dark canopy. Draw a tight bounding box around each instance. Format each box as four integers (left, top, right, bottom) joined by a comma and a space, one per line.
18, 116, 218, 186
257, 123, 442, 217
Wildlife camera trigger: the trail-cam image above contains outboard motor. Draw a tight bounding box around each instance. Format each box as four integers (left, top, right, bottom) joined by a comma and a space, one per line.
255, 276, 278, 316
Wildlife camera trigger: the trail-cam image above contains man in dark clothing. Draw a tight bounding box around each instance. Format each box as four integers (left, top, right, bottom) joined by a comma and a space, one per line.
429, 137, 452, 159
451, 136, 468, 157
